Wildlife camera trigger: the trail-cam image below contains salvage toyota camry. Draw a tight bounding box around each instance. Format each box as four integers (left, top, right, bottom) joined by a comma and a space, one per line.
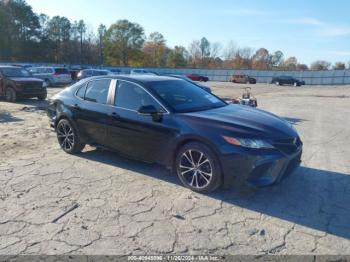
47, 75, 303, 193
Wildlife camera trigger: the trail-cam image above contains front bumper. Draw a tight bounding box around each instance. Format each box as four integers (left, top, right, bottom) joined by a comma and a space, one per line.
220, 144, 302, 188
16, 86, 47, 97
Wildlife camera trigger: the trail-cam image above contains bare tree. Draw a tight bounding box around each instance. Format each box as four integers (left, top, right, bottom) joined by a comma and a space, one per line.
333, 62, 346, 70
310, 60, 331, 70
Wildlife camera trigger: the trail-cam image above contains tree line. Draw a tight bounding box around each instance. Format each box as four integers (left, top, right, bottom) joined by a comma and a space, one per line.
1, 0, 349, 70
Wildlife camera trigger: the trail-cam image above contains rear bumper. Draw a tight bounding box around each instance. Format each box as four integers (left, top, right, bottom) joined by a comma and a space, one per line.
219, 145, 302, 188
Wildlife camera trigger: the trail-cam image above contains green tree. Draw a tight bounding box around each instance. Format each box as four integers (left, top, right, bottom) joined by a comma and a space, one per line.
270, 51, 284, 68
167, 46, 187, 68
0, 0, 40, 61
104, 20, 145, 66
143, 32, 168, 67
98, 24, 107, 65
47, 16, 71, 63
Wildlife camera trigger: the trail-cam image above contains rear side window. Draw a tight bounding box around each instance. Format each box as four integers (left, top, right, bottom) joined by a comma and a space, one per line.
84, 79, 111, 104
54, 68, 69, 75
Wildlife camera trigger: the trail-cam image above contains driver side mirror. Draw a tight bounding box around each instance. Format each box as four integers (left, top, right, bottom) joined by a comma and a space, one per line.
138, 105, 162, 122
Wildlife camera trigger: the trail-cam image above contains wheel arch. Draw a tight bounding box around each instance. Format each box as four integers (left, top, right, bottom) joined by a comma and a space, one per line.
170, 136, 223, 172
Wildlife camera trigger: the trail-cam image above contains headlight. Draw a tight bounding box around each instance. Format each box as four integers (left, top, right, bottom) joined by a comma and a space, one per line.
222, 136, 274, 149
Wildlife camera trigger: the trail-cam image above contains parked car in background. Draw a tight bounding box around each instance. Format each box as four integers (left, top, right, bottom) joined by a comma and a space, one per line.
168, 75, 212, 93
230, 75, 256, 84
186, 74, 209, 82
0, 66, 47, 102
69, 68, 81, 81
130, 69, 158, 75
109, 69, 122, 75
28, 67, 72, 87
271, 76, 305, 86
77, 69, 113, 80
48, 75, 302, 193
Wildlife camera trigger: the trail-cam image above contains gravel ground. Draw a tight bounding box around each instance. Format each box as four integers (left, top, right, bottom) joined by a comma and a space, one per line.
0, 82, 350, 255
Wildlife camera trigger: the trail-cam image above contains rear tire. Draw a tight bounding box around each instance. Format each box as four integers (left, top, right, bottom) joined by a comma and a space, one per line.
38, 93, 47, 100
5, 87, 17, 102
56, 119, 85, 154
175, 142, 222, 193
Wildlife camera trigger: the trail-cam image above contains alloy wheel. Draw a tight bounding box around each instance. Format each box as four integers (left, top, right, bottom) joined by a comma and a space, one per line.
57, 121, 75, 151
179, 149, 213, 189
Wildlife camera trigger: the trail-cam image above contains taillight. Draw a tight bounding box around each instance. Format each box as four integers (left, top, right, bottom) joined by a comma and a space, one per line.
53, 72, 59, 76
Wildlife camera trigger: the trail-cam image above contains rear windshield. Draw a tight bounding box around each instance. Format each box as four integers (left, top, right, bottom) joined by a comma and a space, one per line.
54, 68, 69, 74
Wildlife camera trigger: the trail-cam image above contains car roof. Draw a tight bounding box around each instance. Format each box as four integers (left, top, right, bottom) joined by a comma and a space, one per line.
85, 75, 181, 85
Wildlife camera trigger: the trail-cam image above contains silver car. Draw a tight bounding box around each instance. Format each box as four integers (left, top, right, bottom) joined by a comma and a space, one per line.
29, 67, 72, 86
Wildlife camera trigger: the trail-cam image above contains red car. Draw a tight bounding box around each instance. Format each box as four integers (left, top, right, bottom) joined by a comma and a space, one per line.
186, 74, 209, 82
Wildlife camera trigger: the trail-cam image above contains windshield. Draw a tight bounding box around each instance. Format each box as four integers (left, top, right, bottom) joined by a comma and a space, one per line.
1, 68, 31, 77
149, 80, 226, 113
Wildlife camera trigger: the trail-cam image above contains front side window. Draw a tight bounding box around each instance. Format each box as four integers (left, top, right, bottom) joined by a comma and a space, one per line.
84, 79, 111, 104
148, 79, 226, 113
115, 81, 165, 112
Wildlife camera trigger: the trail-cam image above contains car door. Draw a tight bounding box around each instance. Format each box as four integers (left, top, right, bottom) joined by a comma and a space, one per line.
73, 78, 113, 146
107, 80, 176, 163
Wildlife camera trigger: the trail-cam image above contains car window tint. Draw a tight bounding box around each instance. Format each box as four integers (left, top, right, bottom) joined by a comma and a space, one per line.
84, 79, 111, 104
115, 81, 164, 112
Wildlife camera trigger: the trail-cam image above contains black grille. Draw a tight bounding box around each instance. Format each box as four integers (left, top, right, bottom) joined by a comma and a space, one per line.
273, 137, 302, 155
23, 82, 42, 91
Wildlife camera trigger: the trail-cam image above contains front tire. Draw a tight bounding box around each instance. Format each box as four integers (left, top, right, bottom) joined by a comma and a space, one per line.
5, 87, 17, 102
176, 142, 222, 193
56, 119, 85, 154
44, 79, 51, 87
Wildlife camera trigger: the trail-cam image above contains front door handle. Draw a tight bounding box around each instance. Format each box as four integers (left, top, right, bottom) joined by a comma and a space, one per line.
110, 112, 120, 119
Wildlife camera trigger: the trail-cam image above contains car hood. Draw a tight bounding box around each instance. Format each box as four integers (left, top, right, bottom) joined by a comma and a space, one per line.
9, 77, 43, 83
183, 104, 298, 139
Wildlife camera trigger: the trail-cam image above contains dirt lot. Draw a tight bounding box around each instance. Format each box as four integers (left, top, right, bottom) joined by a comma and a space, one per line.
1, 82, 350, 255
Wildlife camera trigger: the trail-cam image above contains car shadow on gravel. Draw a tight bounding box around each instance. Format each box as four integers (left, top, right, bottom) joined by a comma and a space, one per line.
14, 98, 50, 109
0, 112, 23, 123
209, 166, 350, 240
77, 149, 350, 240
282, 117, 307, 125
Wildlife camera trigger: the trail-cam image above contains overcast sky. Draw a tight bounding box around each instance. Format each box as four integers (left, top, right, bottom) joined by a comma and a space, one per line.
26, 0, 350, 64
